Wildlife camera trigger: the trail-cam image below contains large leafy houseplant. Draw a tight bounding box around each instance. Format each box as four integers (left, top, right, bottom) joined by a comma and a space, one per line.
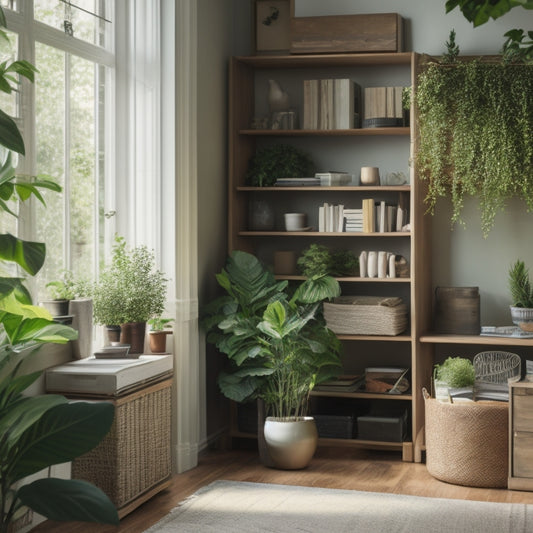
416, 52, 533, 236
0, 7, 118, 530
203, 250, 342, 419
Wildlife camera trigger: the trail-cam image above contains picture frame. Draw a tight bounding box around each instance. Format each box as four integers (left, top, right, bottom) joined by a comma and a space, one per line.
254, 0, 292, 54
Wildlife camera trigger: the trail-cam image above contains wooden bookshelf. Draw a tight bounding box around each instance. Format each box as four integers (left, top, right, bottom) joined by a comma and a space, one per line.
227, 51, 432, 462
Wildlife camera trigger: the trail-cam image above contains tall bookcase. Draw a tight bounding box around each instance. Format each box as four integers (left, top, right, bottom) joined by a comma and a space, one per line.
227, 52, 433, 462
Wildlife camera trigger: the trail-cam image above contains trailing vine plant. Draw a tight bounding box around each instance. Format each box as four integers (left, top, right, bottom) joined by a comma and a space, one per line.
415, 33, 533, 236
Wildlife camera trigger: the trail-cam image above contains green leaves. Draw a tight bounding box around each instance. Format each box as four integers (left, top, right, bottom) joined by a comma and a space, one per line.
18, 478, 119, 525
509, 259, 533, 307
416, 60, 533, 236
445, 0, 533, 26
0, 234, 46, 275
204, 251, 342, 417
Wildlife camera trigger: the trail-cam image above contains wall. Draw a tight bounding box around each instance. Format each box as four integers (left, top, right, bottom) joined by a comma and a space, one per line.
294, 0, 533, 326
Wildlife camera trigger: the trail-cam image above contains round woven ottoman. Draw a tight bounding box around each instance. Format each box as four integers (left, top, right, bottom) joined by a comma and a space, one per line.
424, 395, 508, 488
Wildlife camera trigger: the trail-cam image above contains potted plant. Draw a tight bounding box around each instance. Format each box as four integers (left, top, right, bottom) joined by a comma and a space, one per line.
508, 259, 533, 332
147, 317, 174, 353
92, 235, 168, 353
203, 250, 342, 469
415, 32, 533, 236
297, 244, 359, 278
433, 356, 475, 401
245, 143, 315, 187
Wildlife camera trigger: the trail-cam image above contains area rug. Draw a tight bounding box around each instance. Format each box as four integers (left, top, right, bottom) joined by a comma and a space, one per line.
144, 480, 533, 532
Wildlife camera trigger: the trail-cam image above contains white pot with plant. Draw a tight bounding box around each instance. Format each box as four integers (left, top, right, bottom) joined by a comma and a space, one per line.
508, 259, 533, 332
92, 236, 168, 354
203, 251, 341, 469
433, 356, 475, 402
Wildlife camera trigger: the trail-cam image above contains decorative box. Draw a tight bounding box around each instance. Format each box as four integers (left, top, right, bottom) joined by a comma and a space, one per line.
357, 409, 408, 442
313, 414, 356, 439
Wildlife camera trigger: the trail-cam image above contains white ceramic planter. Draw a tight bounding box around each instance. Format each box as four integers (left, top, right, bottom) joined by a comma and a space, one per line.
69, 298, 93, 359
263, 416, 318, 470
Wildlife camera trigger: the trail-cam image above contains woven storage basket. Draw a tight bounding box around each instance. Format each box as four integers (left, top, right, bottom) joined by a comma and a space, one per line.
424, 391, 508, 488
72, 378, 172, 510
323, 296, 408, 335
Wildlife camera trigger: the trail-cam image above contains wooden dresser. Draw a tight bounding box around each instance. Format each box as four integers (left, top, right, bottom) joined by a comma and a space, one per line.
509, 381, 533, 490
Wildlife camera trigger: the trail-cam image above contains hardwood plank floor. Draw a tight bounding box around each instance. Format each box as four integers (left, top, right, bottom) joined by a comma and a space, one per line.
32, 446, 533, 533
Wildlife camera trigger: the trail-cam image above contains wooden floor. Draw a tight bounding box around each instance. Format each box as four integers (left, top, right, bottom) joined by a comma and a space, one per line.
33, 445, 533, 533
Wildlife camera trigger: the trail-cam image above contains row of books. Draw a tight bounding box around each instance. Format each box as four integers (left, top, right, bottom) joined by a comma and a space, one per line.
302, 78, 362, 130
318, 200, 409, 233
363, 198, 408, 233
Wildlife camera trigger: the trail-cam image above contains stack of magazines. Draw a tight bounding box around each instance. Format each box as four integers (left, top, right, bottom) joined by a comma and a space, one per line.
314, 374, 365, 393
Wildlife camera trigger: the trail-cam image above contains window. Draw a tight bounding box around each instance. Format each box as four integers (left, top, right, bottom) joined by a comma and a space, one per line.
2, 1, 114, 300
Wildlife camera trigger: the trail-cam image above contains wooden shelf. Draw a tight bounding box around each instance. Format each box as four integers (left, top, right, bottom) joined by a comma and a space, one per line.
420, 333, 533, 347
311, 390, 412, 400
240, 127, 410, 137
238, 231, 411, 237
336, 334, 412, 342
237, 186, 411, 192
276, 275, 411, 283
235, 52, 414, 68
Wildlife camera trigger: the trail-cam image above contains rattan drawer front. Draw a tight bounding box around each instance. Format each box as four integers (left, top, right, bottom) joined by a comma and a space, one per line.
513, 394, 533, 432
513, 431, 533, 477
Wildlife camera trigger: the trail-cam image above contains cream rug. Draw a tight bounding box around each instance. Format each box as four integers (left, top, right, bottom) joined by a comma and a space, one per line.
144, 480, 533, 532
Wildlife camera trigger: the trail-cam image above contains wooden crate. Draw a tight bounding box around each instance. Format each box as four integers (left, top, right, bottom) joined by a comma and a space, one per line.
290, 13, 404, 54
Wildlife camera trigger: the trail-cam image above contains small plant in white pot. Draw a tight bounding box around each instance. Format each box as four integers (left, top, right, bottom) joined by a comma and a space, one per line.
433, 356, 475, 402
508, 259, 533, 332
203, 251, 341, 469
147, 317, 174, 353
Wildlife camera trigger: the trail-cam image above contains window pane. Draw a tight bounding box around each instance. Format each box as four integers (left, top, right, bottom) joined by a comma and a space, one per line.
70, 53, 97, 280
0, 1, 17, 11
34, 0, 111, 48
34, 43, 65, 298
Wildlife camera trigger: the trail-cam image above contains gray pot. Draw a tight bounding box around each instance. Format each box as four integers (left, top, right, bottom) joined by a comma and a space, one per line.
69, 298, 93, 359
40, 299, 70, 317
510, 306, 533, 332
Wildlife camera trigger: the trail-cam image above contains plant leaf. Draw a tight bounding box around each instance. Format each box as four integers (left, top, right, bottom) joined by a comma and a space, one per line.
0, 108, 24, 154
11, 401, 115, 481
0, 233, 45, 274
17, 478, 119, 525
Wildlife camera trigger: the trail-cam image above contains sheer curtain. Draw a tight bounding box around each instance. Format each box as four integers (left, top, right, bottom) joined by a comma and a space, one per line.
114, 0, 200, 473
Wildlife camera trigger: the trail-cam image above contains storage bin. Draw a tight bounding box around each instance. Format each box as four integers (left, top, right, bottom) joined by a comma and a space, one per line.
434, 286, 480, 335
323, 296, 408, 336
424, 391, 508, 488
313, 414, 355, 439
357, 409, 407, 442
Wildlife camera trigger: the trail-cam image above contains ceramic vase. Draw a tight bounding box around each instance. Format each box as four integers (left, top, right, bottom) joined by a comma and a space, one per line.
263, 416, 318, 470
69, 298, 93, 359
120, 322, 146, 354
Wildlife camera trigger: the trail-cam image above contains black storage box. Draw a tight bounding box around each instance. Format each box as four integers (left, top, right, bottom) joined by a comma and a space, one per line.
237, 401, 258, 434
357, 409, 407, 442
313, 414, 356, 439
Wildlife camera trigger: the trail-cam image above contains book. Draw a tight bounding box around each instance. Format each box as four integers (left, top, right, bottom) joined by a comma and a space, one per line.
333, 78, 354, 129
275, 177, 321, 186
303, 79, 320, 129
362, 198, 375, 233
314, 374, 365, 393
320, 78, 334, 130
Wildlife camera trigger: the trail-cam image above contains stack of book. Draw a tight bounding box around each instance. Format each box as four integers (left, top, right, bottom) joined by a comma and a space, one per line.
363, 86, 405, 128
344, 208, 363, 232
275, 177, 321, 187
362, 198, 408, 233
314, 374, 365, 393
303, 78, 362, 130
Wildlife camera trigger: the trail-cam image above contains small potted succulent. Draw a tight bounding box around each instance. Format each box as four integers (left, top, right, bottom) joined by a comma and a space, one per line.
147, 317, 174, 353
433, 356, 475, 401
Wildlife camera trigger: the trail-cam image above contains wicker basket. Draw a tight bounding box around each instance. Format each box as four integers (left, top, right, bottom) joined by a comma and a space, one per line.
424, 390, 508, 488
72, 378, 172, 512
324, 296, 408, 335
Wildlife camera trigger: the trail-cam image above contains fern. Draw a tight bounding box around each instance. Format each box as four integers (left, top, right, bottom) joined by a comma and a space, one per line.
509, 260, 533, 308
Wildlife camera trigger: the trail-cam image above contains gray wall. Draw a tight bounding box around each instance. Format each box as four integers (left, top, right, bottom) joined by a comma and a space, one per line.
294, 0, 533, 326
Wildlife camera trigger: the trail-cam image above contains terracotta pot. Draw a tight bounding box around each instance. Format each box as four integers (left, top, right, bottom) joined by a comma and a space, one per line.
263, 416, 318, 470
120, 322, 146, 354
149, 330, 170, 353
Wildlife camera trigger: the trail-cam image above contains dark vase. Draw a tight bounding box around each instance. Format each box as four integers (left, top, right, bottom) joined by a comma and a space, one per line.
120, 322, 146, 354
105, 325, 121, 344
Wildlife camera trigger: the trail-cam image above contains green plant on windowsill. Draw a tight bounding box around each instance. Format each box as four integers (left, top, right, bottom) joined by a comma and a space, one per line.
148, 316, 174, 332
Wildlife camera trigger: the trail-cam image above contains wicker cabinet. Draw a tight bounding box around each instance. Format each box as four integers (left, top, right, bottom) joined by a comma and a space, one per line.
228, 52, 433, 462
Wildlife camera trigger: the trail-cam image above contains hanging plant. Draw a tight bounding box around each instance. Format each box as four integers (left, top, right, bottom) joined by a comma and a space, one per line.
416, 58, 533, 236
